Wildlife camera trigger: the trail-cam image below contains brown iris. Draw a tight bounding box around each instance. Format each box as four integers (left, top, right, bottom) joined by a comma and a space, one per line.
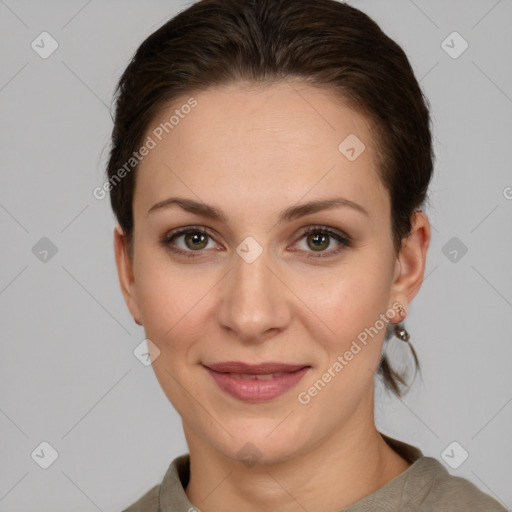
185, 232, 209, 250
307, 232, 329, 251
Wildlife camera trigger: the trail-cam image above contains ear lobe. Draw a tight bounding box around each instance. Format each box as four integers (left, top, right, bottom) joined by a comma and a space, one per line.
113, 225, 142, 326
391, 211, 431, 310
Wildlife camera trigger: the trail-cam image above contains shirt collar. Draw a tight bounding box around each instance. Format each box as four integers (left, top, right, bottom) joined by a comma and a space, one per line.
158, 433, 425, 511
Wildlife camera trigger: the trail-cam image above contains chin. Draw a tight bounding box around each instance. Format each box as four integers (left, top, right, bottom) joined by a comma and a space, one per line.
208, 422, 308, 467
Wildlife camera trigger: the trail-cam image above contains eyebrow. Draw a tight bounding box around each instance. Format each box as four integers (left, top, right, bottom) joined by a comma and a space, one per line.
147, 196, 369, 223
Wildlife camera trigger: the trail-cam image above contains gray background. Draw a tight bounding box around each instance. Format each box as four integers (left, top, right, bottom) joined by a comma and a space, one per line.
1, 0, 511, 510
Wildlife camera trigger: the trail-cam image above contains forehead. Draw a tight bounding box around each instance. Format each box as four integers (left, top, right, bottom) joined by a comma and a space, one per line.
134, 81, 388, 220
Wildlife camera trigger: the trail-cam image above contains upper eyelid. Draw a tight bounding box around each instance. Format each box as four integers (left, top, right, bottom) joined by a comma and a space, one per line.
166, 225, 220, 243
165, 225, 349, 249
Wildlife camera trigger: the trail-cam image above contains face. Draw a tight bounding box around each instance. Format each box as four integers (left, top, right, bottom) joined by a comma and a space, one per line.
114, 81, 429, 465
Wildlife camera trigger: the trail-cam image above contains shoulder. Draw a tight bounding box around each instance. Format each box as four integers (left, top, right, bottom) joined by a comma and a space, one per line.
121, 484, 160, 512
121, 454, 191, 512
410, 457, 506, 511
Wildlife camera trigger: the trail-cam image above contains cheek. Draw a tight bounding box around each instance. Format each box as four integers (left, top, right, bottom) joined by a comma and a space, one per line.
300, 261, 392, 341
134, 252, 188, 341
296, 262, 393, 401
133, 256, 210, 410
295, 271, 391, 411
133, 250, 219, 358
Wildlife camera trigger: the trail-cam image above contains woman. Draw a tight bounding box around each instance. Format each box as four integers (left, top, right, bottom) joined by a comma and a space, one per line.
107, 0, 506, 510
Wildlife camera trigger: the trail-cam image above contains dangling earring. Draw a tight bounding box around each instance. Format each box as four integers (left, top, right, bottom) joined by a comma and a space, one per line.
393, 304, 410, 342
393, 323, 410, 342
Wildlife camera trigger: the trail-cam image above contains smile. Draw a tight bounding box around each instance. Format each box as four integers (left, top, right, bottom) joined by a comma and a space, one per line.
203, 363, 311, 402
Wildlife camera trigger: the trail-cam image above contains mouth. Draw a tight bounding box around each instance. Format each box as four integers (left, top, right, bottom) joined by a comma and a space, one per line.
202, 361, 311, 402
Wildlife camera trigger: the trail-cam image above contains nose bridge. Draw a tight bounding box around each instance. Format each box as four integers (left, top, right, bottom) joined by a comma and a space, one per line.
216, 240, 290, 340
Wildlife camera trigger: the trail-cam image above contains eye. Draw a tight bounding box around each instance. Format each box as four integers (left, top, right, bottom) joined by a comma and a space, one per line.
161, 226, 219, 258
161, 225, 351, 259
294, 225, 351, 258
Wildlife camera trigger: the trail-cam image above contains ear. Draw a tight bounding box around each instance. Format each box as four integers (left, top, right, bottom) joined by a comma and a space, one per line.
390, 211, 431, 318
113, 224, 142, 326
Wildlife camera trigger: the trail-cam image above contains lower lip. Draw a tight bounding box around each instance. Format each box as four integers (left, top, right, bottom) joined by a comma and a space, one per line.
204, 366, 310, 402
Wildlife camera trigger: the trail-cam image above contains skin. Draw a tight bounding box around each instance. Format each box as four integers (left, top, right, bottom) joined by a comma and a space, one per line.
114, 81, 431, 512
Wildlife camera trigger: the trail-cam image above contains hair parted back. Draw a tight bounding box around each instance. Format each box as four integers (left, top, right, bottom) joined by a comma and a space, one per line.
107, 0, 433, 397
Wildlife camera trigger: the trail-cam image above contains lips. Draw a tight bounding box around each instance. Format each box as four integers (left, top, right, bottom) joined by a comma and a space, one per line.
204, 361, 309, 374
203, 361, 311, 402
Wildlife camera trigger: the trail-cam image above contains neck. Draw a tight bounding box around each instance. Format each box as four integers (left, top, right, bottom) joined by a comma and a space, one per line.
184, 390, 410, 512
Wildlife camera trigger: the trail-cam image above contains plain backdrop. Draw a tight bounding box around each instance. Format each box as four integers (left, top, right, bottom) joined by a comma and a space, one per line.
1, 0, 511, 510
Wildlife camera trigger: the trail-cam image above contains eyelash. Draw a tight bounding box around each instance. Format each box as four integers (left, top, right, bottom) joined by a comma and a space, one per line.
161, 225, 351, 260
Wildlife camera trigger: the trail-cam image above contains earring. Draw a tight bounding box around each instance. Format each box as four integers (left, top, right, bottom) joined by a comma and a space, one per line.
393, 323, 410, 342
393, 304, 410, 342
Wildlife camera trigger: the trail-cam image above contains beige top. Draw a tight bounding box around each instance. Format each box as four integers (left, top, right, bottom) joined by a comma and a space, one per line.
122, 434, 506, 511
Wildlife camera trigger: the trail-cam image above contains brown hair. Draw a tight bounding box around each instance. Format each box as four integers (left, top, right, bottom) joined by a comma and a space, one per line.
106, 0, 433, 397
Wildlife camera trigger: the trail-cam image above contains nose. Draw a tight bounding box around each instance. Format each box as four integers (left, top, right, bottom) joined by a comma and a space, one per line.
216, 244, 292, 343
